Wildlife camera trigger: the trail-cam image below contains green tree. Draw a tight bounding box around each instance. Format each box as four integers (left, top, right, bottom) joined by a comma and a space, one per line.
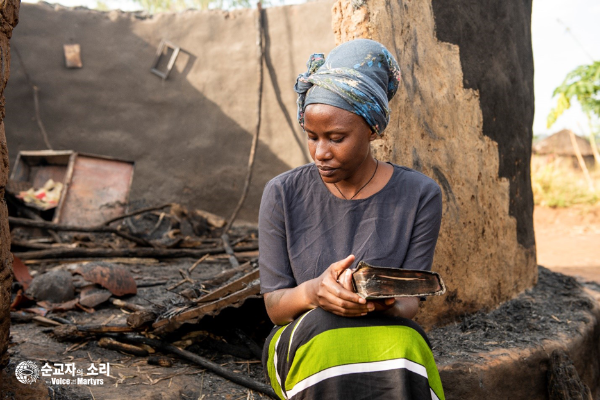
547, 61, 600, 165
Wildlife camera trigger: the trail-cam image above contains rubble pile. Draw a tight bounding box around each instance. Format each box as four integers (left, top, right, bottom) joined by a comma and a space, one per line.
7, 152, 273, 397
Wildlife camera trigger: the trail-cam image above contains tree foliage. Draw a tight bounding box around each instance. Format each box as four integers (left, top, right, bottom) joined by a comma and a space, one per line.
547, 61, 600, 165
547, 61, 600, 129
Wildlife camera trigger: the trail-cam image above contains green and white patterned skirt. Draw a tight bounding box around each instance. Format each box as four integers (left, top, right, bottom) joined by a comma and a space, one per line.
262, 308, 444, 400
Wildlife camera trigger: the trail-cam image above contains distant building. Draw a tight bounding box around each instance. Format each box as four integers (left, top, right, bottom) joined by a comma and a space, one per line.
533, 129, 595, 168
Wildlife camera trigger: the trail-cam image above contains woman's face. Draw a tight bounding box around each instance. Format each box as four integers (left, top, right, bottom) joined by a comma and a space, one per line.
304, 103, 377, 184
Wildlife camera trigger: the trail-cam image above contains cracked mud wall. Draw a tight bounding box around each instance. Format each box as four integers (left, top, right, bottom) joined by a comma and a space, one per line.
5, 0, 537, 328
333, 0, 537, 327
0, 0, 19, 368
5, 1, 336, 222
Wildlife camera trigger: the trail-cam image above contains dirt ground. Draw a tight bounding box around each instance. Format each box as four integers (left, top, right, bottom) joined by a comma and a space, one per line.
4, 257, 274, 400
535, 205, 600, 283
3, 205, 599, 399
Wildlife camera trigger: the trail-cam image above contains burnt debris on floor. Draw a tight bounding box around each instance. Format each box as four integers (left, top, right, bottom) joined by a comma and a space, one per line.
428, 267, 595, 361
5, 151, 599, 399
9, 256, 273, 399
7, 162, 274, 397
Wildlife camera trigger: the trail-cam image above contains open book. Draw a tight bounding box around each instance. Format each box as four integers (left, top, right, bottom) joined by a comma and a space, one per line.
352, 261, 446, 299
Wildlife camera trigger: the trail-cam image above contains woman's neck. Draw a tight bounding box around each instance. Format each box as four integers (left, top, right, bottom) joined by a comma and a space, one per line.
325, 157, 394, 200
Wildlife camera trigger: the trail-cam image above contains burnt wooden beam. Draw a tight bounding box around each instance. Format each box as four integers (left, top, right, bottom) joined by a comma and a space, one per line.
193, 269, 259, 304
200, 261, 253, 288
221, 233, 240, 269
153, 271, 261, 330
98, 337, 149, 357
9, 216, 150, 247
13, 244, 258, 260
112, 334, 277, 398
102, 203, 173, 226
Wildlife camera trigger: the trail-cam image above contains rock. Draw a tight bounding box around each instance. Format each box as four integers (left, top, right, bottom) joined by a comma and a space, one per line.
26, 270, 75, 303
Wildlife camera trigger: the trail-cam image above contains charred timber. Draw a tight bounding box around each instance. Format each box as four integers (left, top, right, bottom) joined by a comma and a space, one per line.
98, 337, 149, 357
8, 217, 149, 246
13, 244, 258, 260
111, 334, 277, 398
102, 203, 174, 226
200, 261, 254, 288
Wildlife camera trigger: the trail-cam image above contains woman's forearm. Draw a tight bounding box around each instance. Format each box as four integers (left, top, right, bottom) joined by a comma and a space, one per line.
265, 286, 419, 325
264, 281, 317, 325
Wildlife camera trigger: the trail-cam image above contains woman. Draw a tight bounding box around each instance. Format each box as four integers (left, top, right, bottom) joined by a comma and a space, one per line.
259, 39, 444, 400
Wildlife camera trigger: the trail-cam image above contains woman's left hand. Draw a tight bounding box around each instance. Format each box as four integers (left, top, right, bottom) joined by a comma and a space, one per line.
338, 271, 419, 319
336, 270, 394, 312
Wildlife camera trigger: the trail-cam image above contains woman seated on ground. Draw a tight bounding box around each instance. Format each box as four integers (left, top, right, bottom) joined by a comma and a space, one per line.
259, 39, 444, 400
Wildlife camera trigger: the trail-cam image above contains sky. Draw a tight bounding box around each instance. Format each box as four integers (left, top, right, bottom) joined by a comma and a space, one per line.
22, 0, 600, 137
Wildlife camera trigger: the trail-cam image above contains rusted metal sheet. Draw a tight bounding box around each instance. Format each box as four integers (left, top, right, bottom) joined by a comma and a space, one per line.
153, 269, 260, 331
352, 261, 446, 299
54, 154, 134, 226
74, 262, 137, 297
63, 44, 82, 68
11, 151, 134, 227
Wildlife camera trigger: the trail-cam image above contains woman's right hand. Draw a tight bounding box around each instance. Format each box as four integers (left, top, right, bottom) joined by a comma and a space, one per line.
307, 255, 374, 317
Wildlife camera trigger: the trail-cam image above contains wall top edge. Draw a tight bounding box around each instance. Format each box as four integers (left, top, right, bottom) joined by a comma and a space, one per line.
26, 0, 332, 20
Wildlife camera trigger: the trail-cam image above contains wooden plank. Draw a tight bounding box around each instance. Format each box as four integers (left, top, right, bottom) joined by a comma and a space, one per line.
194, 268, 259, 304
13, 244, 258, 260
153, 279, 261, 329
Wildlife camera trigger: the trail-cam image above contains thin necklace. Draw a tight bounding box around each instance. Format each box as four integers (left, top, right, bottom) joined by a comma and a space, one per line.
333, 159, 379, 200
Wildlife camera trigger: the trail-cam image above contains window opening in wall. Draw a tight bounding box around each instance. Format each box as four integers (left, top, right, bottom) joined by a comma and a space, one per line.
150, 40, 181, 80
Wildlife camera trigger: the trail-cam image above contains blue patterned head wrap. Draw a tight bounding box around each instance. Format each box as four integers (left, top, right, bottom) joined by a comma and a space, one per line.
294, 39, 401, 135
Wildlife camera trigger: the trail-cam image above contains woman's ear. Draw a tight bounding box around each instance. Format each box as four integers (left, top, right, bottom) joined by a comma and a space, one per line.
369, 131, 379, 142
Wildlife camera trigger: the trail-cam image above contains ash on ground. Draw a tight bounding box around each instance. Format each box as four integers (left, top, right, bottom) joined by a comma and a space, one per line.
428, 266, 595, 363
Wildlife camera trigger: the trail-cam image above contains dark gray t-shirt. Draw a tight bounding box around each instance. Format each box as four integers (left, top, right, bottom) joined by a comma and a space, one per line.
258, 163, 442, 294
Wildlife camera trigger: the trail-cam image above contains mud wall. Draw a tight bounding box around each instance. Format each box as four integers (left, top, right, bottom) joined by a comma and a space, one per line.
4, 1, 336, 222
333, 0, 537, 327
6, 0, 537, 328
0, 0, 19, 368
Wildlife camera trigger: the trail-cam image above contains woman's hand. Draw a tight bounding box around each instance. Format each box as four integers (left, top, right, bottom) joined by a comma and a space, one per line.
306, 255, 373, 317
263, 256, 420, 325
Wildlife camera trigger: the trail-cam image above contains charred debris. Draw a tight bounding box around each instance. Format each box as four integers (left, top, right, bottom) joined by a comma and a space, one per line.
7, 150, 275, 397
